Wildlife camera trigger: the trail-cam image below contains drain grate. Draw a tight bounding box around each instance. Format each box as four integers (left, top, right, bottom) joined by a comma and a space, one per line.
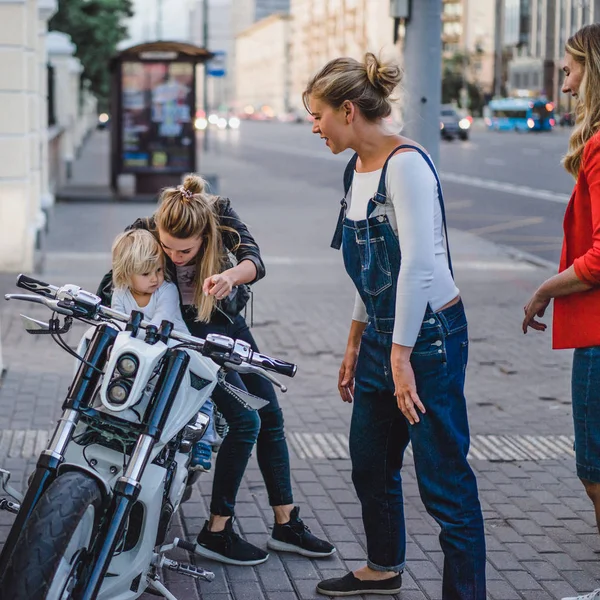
288, 432, 575, 462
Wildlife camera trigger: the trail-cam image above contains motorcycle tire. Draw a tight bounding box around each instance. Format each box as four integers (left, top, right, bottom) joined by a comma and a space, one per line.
0, 470, 102, 600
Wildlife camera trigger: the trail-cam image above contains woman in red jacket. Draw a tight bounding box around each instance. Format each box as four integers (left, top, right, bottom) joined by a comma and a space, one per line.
523, 24, 600, 600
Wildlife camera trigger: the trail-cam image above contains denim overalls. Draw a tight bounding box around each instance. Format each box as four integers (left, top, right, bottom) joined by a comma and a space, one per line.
332, 145, 486, 600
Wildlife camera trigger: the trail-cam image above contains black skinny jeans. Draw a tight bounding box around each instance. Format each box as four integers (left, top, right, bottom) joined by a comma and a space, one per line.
184, 309, 294, 516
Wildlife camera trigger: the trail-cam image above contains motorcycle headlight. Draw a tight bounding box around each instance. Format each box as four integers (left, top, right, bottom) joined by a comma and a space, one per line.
107, 378, 132, 406
117, 353, 138, 377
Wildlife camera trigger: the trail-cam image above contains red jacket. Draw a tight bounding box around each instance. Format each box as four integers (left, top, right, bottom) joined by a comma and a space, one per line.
553, 131, 600, 349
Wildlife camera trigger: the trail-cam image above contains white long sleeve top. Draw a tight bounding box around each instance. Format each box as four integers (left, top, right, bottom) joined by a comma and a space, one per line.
111, 281, 190, 335
347, 152, 459, 347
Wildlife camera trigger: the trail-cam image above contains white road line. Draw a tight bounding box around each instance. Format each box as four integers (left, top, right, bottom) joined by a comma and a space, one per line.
467, 216, 545, 236
440, 172, 571, 204
484, 158, 506, 166
237, 139, 572, 204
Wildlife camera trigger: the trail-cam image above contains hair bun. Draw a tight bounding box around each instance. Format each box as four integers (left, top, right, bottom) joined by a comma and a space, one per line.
364, 52, 402, 98
181, 173, 206, 195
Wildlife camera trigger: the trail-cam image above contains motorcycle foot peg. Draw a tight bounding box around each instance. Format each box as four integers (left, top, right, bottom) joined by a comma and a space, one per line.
0, 497, 20, 514
162, 557, 215, 582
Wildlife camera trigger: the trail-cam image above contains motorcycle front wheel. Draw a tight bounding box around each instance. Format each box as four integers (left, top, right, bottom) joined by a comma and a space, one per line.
0, 470, 102, 600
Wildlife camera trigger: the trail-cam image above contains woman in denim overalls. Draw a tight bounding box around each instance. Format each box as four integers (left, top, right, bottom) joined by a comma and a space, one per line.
304, 55, 486, 598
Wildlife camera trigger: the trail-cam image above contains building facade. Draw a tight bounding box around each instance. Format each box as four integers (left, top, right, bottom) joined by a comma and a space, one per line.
235, 13, 291, 116
441, 0, 497, 93
507, 0, 600, 107
0, 0, 96, 273
289, 0, 397, 113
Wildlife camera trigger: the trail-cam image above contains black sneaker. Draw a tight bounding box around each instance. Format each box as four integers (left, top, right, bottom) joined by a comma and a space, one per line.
267, 506, 336, 558
194, 518, 269, 566
316, 572, 402, 597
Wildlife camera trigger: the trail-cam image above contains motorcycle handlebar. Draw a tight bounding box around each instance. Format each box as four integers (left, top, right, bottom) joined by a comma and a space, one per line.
8, 278, 297, 380
16, 274, 58, 299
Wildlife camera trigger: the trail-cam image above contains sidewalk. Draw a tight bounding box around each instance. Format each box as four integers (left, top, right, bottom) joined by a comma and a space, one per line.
0, 130, 597, 600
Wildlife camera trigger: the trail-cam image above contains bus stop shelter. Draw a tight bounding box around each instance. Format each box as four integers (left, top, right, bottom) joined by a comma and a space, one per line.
109, 41, 213, 196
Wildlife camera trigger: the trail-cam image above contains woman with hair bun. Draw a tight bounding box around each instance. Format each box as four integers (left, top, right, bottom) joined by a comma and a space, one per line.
524, 24, 600, 600
98, 173, 335, 566
304, 53, 486, 598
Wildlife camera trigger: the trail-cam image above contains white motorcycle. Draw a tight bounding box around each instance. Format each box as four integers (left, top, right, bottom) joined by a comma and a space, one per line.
0, 275, 296, 600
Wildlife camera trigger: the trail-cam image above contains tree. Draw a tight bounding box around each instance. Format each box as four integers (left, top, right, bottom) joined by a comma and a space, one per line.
441, 50, 485, 116
50, 0, 134, 108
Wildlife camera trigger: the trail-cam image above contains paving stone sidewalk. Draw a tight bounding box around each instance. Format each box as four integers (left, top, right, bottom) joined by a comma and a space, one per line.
0, 130, 597, 600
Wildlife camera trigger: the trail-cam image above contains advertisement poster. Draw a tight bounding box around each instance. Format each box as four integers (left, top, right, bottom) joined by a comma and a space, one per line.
121, 61, 194, 172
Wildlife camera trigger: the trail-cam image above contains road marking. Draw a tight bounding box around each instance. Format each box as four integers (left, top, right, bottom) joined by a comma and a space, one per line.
237, 139, 572, 204
441, 173, 571, 203
521, 148, 541, 156
467, 216, 545, 235
484, 158, 506, 166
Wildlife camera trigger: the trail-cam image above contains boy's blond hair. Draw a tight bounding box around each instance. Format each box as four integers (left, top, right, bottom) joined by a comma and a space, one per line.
111, 229, 165, 289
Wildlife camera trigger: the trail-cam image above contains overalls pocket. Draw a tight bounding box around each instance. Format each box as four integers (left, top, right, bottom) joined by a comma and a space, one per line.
358, 236, 393, 296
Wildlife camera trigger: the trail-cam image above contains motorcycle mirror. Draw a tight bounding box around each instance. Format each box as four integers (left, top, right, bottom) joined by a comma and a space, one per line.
20, 314, 50, 333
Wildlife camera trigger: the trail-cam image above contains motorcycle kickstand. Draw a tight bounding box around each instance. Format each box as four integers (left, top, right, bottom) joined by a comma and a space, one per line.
145, 575, 179, 600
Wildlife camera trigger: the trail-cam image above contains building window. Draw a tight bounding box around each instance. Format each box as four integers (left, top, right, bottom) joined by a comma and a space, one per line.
560, 0, 567, 53
443, 2, 462, 15
536, 0, 544, 57
515, 72, 522, 87
47, 63, 56, 127
571, 1, 579, 34
443, 21, 462, 36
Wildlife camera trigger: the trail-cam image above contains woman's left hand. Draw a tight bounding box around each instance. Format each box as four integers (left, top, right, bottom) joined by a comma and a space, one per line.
522, 288, 551, 334
203, 273, 235, 300
391, 345, 426, 425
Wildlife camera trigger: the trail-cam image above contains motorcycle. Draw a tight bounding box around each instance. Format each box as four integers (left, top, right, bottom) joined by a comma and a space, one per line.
0, 275, 296, 600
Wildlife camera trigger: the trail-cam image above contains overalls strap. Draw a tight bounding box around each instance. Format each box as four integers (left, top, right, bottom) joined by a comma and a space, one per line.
331, 153, 359, 250
389, 144, 453, 277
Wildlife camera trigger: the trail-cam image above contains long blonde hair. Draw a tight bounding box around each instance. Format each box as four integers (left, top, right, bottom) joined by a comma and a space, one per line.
302, 52, 402, 121
111, 229, 165, 289
155, 174, 235, 322
563, 24, 600, 178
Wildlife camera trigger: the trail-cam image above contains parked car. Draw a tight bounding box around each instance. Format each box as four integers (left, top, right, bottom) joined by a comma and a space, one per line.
440, 105, 470, 141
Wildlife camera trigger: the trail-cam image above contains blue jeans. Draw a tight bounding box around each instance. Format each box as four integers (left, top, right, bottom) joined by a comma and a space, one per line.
572, 346, 600, 483
185, 310, 293, 516
350, 302, 486, 599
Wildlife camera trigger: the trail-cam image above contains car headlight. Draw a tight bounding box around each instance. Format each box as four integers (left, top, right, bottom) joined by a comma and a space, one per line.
117, 353, 139, 377
107, 378, 132, 406
459, 118, 471, 130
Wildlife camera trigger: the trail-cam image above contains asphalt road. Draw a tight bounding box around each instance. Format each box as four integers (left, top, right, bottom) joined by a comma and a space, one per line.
206, 121, 576, 266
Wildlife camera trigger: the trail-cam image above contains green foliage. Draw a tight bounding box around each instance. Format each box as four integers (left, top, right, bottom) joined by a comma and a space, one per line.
441, 51, 485, 116
49, 0, 134, 106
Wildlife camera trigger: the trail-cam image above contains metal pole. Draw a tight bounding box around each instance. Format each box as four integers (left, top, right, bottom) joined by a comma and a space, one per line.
157, 0, 163, 39
493, 0, 505, 97
402, 0, 443, 167
203, 0, 210, 152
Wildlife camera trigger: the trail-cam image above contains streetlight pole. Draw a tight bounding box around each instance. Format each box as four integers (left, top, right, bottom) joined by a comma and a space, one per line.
203, 0, 210, 152
402, 0, 443, 166
156, 0, 163, 39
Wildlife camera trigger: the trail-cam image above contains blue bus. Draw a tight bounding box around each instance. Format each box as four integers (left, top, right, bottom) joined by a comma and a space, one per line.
486, 97, 556, 132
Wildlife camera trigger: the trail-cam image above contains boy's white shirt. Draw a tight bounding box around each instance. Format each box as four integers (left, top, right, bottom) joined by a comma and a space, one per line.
111, 281, 189, 336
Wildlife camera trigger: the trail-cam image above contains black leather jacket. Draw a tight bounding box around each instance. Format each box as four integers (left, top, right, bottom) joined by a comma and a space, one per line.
97, 196, 266, 321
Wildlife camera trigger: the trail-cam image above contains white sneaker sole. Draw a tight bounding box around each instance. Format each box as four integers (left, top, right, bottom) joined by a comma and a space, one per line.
266, 537, 337, 558
194, 543, 269, 566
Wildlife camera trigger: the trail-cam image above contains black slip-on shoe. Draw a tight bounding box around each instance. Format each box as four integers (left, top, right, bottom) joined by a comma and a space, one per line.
267, 506, 336, 558
316, 572, 402, 597
194, 518, 269, 566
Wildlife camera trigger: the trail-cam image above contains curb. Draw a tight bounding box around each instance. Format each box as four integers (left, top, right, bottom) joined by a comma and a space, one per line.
499, 244, 558, 271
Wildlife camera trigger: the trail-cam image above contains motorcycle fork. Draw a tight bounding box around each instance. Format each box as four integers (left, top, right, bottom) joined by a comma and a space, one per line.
0, 324, 118, 579
77, 348, 190, 600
